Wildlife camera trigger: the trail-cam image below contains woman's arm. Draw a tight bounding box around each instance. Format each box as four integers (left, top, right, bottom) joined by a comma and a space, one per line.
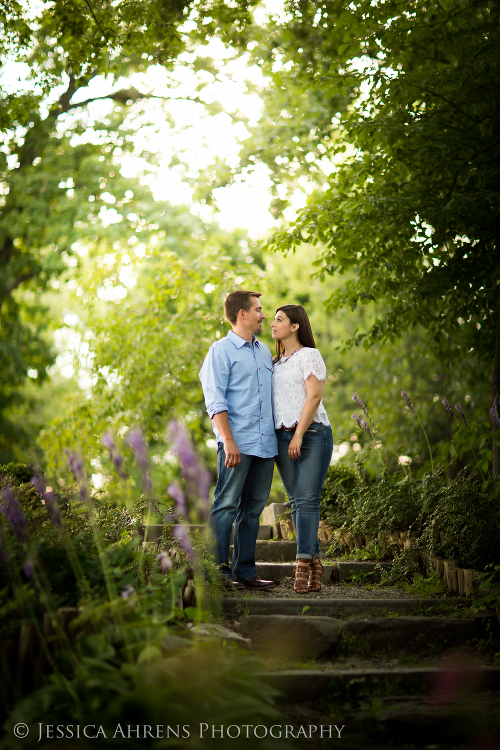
288, 375, 324, 460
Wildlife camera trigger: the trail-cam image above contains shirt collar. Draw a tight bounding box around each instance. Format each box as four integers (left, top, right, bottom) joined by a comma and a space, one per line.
227, 330, 261, 349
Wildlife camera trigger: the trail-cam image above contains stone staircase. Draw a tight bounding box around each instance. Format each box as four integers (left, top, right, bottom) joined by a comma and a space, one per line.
226, 534, 500, 747
139, 521, 500, 745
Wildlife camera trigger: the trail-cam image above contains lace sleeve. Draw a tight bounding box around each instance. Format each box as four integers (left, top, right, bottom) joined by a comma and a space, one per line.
301, 348, 326, 382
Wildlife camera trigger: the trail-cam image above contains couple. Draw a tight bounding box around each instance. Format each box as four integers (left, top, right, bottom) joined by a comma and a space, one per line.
199, 290, 333, 594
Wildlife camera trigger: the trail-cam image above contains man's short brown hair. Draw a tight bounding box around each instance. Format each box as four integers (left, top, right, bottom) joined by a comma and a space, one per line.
224, 290, 261, 325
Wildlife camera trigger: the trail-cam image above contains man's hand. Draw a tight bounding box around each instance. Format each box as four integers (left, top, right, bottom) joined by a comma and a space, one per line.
223, 437, 241, 468
212, 411, 241, 468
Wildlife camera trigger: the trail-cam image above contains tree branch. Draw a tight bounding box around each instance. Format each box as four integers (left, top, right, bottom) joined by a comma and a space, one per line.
64, 88, 209, 112
65, 86, 152, 112
405, 82, 477, 121
0, 237, 13, 267
84, 0, 111, 47
3, 270, 39, 297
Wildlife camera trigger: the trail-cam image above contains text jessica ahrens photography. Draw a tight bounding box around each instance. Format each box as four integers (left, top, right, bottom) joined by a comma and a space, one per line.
34, 724, 346, 742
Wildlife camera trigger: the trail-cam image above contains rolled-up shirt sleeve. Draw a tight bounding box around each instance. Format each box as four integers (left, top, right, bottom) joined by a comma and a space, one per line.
199, 344, 230, 418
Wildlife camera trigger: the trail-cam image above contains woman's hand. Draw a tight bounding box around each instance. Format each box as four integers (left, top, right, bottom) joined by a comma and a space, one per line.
288, 432, 303, 460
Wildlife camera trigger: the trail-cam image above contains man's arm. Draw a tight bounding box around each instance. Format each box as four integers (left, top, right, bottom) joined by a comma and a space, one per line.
212, 411, 241, 468
199, 344, 241, 468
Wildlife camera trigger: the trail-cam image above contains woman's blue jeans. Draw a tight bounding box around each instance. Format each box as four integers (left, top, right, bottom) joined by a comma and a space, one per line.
275, 424, 333, 560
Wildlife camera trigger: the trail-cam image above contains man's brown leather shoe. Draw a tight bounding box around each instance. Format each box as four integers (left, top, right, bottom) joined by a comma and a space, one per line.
221, 577, 245, 590
242, 576, 276, 590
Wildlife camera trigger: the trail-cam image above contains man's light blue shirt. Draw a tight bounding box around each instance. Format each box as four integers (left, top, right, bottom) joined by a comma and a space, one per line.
199, 330, 278, 458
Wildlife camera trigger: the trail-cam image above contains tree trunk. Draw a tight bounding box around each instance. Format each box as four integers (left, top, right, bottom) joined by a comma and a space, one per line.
492, 1, 500, 476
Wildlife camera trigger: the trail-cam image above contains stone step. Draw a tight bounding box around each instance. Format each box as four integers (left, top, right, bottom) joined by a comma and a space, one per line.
256, 561, 335, 581
138, 524, 207, 542
235, 614, 479, 659
253, 540, 308, 562
350, 693, 500, 746
255, 560, 393, 581
139, 524, 273, 543
221, 596, 471, 619
259, 666, 500, 701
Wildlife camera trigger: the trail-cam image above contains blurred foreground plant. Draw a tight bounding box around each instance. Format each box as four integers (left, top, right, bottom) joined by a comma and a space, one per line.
0, 426, 287, 748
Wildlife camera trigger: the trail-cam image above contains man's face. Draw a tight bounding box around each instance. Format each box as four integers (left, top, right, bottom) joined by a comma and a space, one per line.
243, 296, 266, 334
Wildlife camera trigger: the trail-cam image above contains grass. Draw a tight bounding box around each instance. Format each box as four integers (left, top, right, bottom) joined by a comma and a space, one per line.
398, 571, 449, 598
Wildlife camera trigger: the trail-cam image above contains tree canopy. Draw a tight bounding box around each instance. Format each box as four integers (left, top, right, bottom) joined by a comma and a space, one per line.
0, 0, 258, 459
2, 0, 499, 480
237, 1, 499, 366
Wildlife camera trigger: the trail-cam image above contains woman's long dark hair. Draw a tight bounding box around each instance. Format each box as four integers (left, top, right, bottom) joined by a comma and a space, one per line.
274, 304, 316, 361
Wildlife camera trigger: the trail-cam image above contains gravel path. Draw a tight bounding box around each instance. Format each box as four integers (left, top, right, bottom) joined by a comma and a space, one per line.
223, 576, 418, 599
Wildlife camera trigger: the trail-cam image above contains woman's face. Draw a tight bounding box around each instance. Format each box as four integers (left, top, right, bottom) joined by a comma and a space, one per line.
271, 310, 297, 340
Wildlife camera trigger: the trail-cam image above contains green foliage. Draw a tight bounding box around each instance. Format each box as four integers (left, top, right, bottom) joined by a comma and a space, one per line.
319, 463, 359, 527
0, 0, 260, 461
0, 454, 286, 743
1, 641, 284, 750
0, 463, 35, 485
377, 537, 429, 587
38, 228, 265, 483
321, 467, 422, 536
328, 464, 500, 574
420, 470, 500, 571
403, 571, 449, 599
481, 564, 500, 603
344, 569, 375, 585
256, 1, 499, 365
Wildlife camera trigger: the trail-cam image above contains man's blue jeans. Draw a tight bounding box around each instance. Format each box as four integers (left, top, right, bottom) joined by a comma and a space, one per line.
210, 445, 275, 581
275, 424, 333, 559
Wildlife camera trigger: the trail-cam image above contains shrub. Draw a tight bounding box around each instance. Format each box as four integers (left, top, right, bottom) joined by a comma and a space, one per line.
0, 463, 36, 485
344, 470, 422, 537
0, 438, 289, 745
320, 463, 359, 527
421, 470, 500, 571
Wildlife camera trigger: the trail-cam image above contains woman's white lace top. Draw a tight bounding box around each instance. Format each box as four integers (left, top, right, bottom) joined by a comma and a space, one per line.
271, 347, 330, 429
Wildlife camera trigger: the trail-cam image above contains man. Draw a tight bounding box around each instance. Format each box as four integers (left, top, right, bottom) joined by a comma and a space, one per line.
199, 290, 277, 590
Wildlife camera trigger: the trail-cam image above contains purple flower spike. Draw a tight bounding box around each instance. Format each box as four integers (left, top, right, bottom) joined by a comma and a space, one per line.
31, 472, 62, 528
128, 429, 147, 463
0, 485, 27, 540
169, 420, 211, 511
23, 555, 35, 580
399, 389, 416, 415
440, 395, 453, 415
102, 433, 115, 452
102, 432, 127, 480
168, 482, 187, 517
121, 584, 134, 599
66, 453, 90, 506
173, 524, 193, 558
157, 550, 173, 572
351, 412, 363, 430
490, 405, 500, 428
361, 418, 372, 438
455, 403, 468, 427
67, 451, 85, 482
127, 429, 152, 495
352, 391, 368, 413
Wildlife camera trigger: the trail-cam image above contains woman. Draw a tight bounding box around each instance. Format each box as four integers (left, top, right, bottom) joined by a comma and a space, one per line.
270, 305, 333, 593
